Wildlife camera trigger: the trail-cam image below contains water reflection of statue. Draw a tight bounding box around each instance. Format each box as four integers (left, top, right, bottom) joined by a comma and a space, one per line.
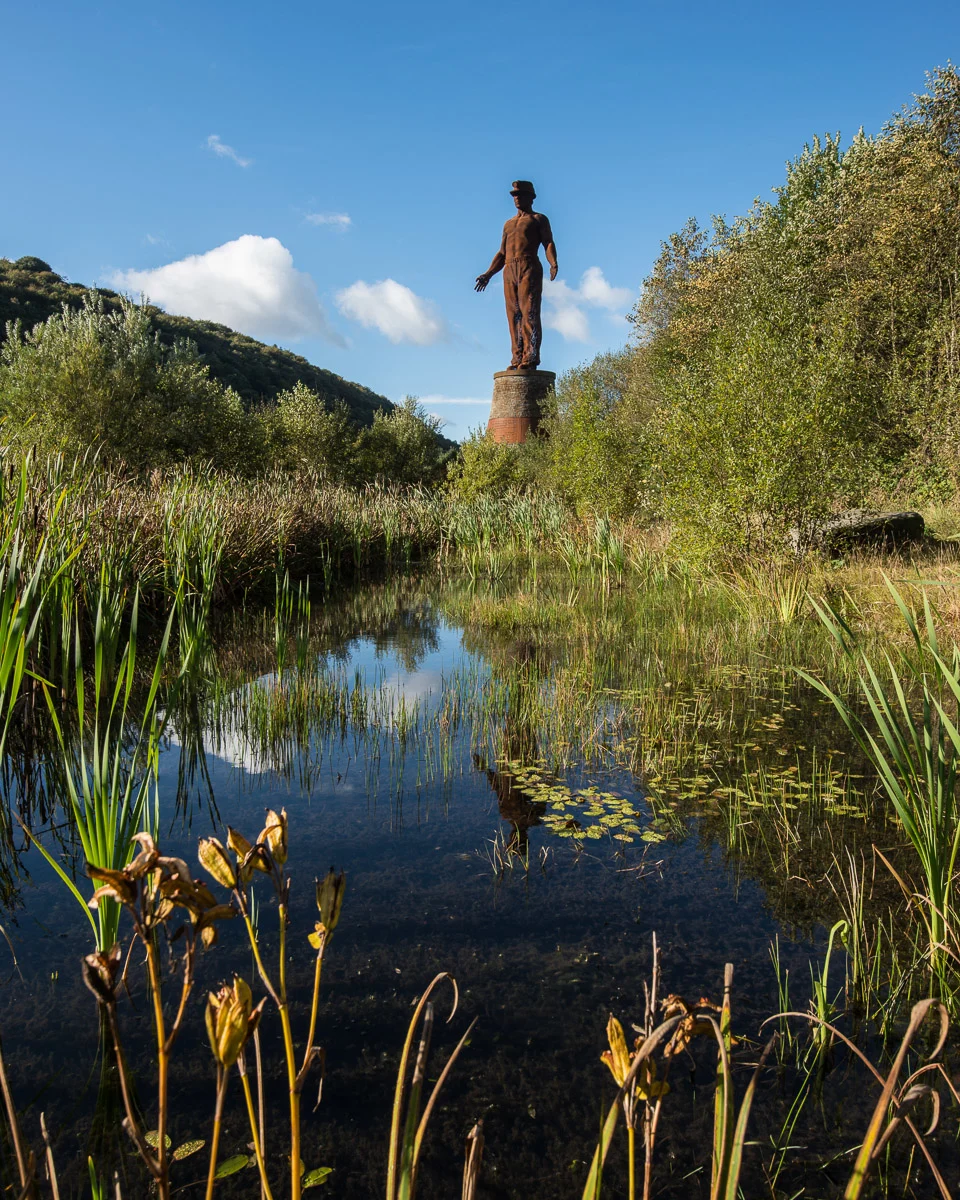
475, 750, 544, 855
475, 640, 545, 853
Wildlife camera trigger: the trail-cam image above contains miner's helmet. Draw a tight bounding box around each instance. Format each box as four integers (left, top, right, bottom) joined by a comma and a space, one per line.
510, 180, 536, 198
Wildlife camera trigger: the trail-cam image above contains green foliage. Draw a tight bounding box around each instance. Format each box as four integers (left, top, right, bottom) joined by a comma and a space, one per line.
0, 300, 450, 486
446, 428, 543, 500
356, 397, 453, 486
541, 351, 652, 518
266, 391, 451, 486
652, 317, 873, 557
447, 351, 650, 515
0, 255, 393, 422
264, 383, 361, 480
0, 296, 260, 472
628, 65, 960, 553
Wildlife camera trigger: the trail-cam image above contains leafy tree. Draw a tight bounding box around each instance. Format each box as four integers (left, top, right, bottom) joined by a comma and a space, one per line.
264, 383, 362, 481
541, 350, 653, 518
627, 64, 960, 551
356, 397, 453, 486
0, 301, 452, 486
0, 257, 395, 422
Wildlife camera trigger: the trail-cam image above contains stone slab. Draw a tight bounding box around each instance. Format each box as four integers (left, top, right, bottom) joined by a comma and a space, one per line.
790, 509, 926, 555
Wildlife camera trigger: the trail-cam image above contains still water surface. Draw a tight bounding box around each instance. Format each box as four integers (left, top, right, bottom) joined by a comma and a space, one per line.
1, 576, 942, 1197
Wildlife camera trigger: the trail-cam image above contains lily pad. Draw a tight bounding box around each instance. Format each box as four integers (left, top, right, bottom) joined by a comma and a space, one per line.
214, 1155, 250, 1179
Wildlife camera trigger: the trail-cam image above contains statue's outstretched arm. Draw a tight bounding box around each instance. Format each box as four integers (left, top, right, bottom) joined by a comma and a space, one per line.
475, 230, 507, 292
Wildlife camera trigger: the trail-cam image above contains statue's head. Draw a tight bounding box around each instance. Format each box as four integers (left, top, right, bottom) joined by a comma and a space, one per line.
510, 180, 536, 212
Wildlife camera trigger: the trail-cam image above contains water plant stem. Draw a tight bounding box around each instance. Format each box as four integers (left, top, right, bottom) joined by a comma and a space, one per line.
0, 1035, 32, 1196
240, 1058, 275, 1200
205, 1066, 229, 1200
278, 902, 302, 1200
145, 937, 171, 1199
627, 1124, 636, 1200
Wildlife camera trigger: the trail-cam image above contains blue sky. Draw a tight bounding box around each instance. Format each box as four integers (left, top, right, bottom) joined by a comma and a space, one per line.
3, 0, 958, 440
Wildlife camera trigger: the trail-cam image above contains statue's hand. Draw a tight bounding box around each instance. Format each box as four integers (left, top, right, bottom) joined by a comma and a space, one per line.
474, 274, 490, 292
549, 265, 558, 282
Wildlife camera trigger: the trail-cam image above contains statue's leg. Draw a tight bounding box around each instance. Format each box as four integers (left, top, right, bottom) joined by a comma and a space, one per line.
503, 262, 523, 368
517, 260, 543, 369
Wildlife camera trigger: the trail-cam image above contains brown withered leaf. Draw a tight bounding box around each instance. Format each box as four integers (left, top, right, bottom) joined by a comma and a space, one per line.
82, 944, 122, 1004
87, 866, 136, 908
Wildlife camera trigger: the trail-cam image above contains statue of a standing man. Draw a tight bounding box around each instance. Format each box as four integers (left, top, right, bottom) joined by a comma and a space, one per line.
475, 180, 558, 371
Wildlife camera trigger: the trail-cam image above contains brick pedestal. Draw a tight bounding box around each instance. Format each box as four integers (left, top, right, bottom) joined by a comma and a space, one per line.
487, 370, 555, 444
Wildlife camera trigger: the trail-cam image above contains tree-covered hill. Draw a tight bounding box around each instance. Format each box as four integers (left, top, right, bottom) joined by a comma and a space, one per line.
0, 255, 391, 425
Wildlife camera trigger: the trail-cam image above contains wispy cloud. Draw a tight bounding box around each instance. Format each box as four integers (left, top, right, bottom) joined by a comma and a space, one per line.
305, 212, 352, 230
144, 233, 168, 247
336, 279, 447, 345
206, 134, 252, 168
112, 235, 344, 344
544, 266, 632, 342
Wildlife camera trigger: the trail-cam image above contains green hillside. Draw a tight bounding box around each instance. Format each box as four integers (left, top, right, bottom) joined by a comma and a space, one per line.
0, 255, 392, 425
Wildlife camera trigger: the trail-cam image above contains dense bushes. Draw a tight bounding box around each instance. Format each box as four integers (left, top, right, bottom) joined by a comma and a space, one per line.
447, 351, 652, 515
0, 297, 255, 471
0, 297, 452, 485
641, 65, 960, 553
451, 66, 960, 558
0, 255, 391, 420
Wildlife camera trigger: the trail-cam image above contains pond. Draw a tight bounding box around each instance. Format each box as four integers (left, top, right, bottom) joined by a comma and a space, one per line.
1, 569, 953, 1198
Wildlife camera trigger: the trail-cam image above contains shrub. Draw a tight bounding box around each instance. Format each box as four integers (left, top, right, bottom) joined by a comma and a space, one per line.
0, 295, 260, 472
652, 317, 872, 557
0, 302, 451, 486
263, 383, 362, 482
541, 351, 653, 519
356, 397, 453, 486
446, 428, 545, 501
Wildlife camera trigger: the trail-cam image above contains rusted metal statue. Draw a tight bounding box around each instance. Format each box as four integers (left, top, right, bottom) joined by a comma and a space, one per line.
475, 180, 558, 370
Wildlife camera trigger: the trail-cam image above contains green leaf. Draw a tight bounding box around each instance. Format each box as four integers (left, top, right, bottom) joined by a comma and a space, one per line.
214, 1154, 250, 1179
145, 1131, 172, 1151
173, 1139, 205, 1161
303, 1167, 333, 1188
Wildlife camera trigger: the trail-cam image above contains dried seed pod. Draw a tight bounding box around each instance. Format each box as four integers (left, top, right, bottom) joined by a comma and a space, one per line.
198, 837, 237, 889
259, 808, 288, 867
315, 869, 345, 939
206, 976, 264, 1067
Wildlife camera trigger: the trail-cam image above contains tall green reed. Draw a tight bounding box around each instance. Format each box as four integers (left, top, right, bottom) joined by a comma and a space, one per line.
31, 593, 173, 949
801, 580, 960, 972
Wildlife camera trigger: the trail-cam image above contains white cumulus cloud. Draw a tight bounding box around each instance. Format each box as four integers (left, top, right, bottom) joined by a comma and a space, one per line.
306, 212, 352, 230
336, 279, 447, 345
544, 267, 632, 342
206, 134, 252, 168
578, 266, 632, 311
112, 235, 345, 344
